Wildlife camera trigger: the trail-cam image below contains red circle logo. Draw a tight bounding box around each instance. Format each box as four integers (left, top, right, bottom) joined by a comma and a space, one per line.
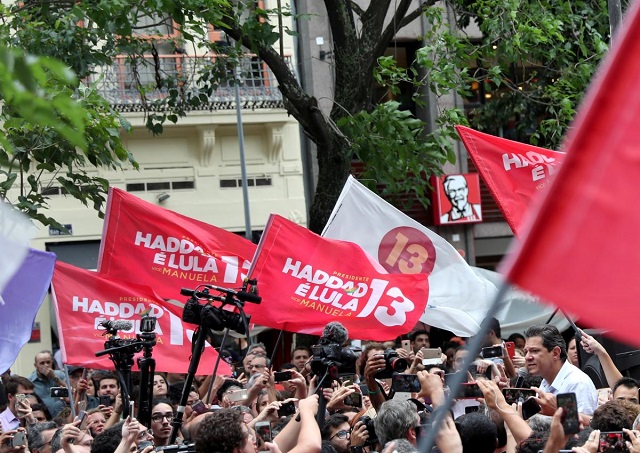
377, 226, 436, 275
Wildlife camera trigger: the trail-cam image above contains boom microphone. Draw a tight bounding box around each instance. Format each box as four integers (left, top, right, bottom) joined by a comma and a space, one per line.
320, 322, 349, 346
101, 320, 133, 332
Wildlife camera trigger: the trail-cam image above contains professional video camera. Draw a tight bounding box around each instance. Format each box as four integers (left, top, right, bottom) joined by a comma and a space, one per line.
310, 322, 360, 379
374, 348, 408, 379
181, 280, 260, 335
95, 316, 158, 424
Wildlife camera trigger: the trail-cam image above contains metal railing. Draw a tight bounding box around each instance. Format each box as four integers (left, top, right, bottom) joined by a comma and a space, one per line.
88, 54, 291, 111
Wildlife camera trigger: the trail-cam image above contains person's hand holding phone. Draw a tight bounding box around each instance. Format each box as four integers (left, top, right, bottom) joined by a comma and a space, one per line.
623, 428, 640, 452
530, 387, 558, 416
326, 384, 358, 411
579, 329, 607, 357
416, 370, 445, 405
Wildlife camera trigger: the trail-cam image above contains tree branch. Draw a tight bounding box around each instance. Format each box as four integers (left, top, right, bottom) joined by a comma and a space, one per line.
376, 0, 435, 58
349, 1, 365, 18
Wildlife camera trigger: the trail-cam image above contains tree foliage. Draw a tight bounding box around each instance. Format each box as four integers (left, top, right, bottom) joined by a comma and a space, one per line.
0, 2, 136, 231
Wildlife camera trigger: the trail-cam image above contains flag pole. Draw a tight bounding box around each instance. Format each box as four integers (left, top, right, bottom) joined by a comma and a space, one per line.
417, 281, 510, 453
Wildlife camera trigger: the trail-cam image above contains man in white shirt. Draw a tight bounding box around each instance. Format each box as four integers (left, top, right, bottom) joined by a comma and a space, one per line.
524, 325, 597, 416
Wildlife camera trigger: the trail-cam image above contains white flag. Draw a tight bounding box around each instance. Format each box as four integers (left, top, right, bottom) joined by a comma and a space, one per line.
322, 176, 498, 337
0, 201, 35, 295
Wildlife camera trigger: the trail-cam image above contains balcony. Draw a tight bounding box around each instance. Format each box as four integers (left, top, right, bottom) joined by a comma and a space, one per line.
88, 54, 290, 112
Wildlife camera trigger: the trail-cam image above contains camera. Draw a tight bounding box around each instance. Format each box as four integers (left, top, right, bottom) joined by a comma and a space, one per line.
375, 349, 408, 379
358, 415, 378, 446
182, 295, 248, 334
310, 344, 359, 377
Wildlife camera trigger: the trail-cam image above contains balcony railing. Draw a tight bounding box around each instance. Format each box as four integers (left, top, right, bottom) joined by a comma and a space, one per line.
88, 54, 291, 112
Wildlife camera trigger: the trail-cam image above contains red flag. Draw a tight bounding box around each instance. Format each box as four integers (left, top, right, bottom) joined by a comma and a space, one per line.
52, 261, 232, 375
246, 215, 429, 340
98, 188, 257, 301
501, 0, 640, 347
455, 126, 565, 236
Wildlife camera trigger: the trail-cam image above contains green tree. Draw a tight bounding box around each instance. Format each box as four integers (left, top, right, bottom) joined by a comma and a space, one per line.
0, 3, 136, 230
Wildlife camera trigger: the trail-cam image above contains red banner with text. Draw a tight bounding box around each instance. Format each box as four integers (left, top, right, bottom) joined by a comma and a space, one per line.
52, 261, 231, 375
246, 215, 429, 340
455, 126, 565, 236
98, 188, 257, 301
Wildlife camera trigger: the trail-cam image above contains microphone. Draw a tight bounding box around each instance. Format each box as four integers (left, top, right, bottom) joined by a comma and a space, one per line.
320, 322, 349, 346
101, 320, 133, 331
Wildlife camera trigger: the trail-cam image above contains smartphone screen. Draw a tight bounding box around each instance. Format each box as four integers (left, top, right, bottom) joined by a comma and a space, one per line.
557, 393, 580, 434
191, 400, 208, 415
255, 421, 272, 443
277, 401, 296, 417
502, 388, 536, 405
599, 431, 626, 452
481, 346, 504, 359
98, 395, 112, 407
343, 392, 363, 408
459, 383, 483, 399
274, 371, 292, 382
78, 411, 88, 430
521, 396, 541, 420
391, 374, 421, 393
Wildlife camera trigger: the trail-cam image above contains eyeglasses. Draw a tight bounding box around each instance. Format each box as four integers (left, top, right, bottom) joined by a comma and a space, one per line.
151, 413, 174, 422
249, 364, 266, 370
330, 430, 350, 440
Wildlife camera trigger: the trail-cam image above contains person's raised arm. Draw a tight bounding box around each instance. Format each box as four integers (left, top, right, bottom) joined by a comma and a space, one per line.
579, 329, 622, 388
269, 395, 320, 453
476, 379, 532, 443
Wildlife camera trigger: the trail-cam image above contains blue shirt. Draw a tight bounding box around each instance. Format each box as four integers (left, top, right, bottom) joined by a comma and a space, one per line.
28, 370, 67, 417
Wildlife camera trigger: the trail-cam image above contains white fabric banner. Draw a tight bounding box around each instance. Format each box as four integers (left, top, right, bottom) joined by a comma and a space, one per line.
322, 176, 499, 337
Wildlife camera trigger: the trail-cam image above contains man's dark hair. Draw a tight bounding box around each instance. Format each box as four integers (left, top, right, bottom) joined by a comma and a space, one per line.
613, 377, 639, 395
523, 325, 567, 361
292, 345, 311, 355
31, 402, 52, 421
91, 423, 124, 453
28, 421, 58, 452
92, 371, 119, 390
3, 375, 34, 397
321, 413, 349, 440
374, 400, 418, 447
409, 330, 429, 342
487, 318, 502, 340
195, 410, 248, 453
507, 333, 525, 344
455, 412, 497, 453
591, 400, 635, 431
215, 379, 244, 402
515, 428, 548, 453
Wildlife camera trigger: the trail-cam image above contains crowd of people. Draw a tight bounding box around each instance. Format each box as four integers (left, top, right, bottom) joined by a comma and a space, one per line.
1, 319, 640, 453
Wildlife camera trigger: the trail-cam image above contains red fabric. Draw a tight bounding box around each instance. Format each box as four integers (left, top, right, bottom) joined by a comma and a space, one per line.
52, 261, 231, 374
455, 126, 565, 236
245, 215, 429, 340
98, 188, 257, 301
501, 0, 640, 347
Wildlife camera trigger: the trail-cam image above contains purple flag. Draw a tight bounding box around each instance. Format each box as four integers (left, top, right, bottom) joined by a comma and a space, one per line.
0, 249, 56, 373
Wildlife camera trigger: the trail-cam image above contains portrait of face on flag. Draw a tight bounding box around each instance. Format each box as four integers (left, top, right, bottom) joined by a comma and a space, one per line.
455, 125, 565, 236
245, 214, 429, 340
433, 173, 483, 225
52, 261, 231, 375
98, 187, 257, 302
322, 176, 498, 337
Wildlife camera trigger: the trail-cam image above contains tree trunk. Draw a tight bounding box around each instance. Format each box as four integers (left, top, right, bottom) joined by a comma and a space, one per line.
307, 132, 352, 233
